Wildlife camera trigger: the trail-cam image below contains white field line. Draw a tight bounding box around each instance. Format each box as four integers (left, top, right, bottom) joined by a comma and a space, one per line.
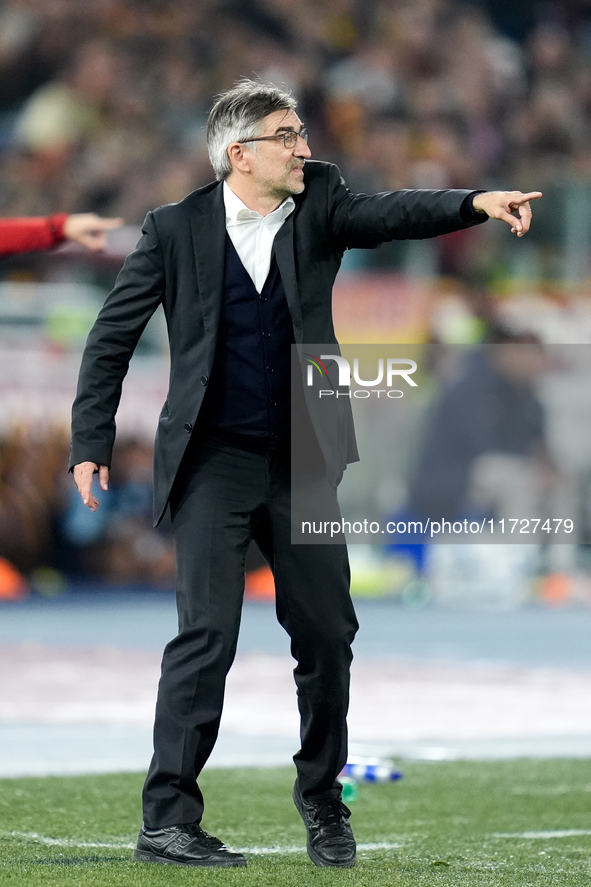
1, 830, 401, 855
235, 842, 403, 855
1, 831, 135, 849
492, 830, 591, 839
7, 828, 591, 850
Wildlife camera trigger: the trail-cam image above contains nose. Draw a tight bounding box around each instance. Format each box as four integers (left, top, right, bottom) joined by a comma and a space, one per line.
295, 134, 311, 159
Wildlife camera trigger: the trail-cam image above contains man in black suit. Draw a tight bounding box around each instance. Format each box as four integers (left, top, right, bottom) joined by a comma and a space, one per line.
70, 79, 541, 869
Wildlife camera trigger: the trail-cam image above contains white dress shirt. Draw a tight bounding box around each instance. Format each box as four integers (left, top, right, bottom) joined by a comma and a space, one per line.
223, 181, 295, 293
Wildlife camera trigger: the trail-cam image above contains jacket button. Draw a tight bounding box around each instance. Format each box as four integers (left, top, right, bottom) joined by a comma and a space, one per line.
184, 422, 193, 432
200, 375, 208, 386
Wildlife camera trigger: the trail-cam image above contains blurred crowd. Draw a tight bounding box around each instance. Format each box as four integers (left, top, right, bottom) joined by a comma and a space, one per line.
0, 0, 590, 225
0, 426, 175, 591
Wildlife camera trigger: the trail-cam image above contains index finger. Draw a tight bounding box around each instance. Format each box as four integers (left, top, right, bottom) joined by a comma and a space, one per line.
98, 217, 124, 229
509, 191, 543, 205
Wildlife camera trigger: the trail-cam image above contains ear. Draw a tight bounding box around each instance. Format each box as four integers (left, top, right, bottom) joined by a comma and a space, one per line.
227, 142, 252, 174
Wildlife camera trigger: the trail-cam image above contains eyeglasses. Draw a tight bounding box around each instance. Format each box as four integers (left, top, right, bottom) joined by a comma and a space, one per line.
239, 127, 308, 149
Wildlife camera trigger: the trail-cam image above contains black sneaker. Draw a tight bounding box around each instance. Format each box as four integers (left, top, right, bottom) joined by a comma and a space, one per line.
134, 822, 246, 867
293, 782, 356, 868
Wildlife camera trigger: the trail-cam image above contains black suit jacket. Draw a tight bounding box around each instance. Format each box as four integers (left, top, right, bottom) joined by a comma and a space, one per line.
70, 160, 484, 523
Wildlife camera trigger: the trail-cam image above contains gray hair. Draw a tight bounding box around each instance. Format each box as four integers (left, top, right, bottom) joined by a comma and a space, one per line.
206, 79, 297, 181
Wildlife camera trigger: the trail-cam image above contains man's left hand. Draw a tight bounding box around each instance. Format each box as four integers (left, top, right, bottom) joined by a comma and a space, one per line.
472, 191, 543, 237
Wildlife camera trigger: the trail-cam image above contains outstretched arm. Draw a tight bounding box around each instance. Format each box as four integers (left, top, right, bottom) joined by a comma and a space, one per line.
0, 213, 122, 257
318, 161, 543, 248
472, 191, 543, 237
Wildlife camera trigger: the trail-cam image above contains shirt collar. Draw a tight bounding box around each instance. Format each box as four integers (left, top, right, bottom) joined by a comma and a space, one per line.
223, 181, 295, 225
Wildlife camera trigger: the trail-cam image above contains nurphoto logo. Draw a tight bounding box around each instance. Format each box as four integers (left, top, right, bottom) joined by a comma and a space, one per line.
304, 353, 418, 398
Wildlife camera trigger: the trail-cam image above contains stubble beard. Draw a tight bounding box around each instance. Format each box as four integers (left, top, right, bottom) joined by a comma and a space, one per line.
260, 163, 306, 203
287, 162, 305, 195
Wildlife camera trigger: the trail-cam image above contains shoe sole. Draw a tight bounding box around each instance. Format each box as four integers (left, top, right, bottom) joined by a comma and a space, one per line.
134, 849, 247, 867
306, 842, 356, 868
292, 785, 356, 868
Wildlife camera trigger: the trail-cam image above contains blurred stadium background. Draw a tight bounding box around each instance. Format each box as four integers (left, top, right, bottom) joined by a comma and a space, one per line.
2, 0, 591, 775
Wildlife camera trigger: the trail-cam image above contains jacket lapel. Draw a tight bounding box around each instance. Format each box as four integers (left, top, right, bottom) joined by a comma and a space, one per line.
189, 184, 226, 353
189, 183, 303, 346
273, 212, 303, 343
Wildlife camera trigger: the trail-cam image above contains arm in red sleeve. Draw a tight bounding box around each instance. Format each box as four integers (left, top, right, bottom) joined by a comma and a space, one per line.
0, 213, 69, 257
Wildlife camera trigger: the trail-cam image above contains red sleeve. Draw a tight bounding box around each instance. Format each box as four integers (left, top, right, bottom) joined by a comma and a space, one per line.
0, 214, 69, 257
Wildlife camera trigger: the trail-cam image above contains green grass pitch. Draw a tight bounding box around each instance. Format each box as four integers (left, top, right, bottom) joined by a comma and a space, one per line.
1, 760, 591, 885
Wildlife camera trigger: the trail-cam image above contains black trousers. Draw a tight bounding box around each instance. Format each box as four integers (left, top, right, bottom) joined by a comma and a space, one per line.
142, 432, 358, 828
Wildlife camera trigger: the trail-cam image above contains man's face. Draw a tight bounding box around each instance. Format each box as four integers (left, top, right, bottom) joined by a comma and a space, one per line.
242, 109, 311, 202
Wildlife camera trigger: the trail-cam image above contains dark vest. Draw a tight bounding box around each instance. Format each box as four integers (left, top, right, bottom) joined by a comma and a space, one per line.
198, 234, 294, 443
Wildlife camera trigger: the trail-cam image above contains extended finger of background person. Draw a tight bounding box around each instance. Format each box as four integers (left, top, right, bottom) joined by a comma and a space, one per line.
63, 214, 124, 250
